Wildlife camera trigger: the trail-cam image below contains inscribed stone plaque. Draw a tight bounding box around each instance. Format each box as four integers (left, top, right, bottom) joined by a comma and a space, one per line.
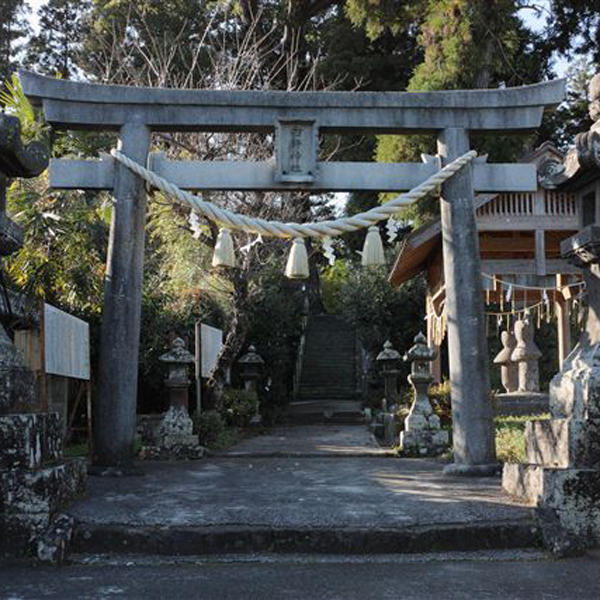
199, 323, 223, 378
275, 118, 318, 183
44, 304, 90, 380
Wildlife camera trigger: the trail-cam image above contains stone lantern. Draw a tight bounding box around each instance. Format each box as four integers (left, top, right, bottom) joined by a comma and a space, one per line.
159, 337, 195, 409
376, 340, 401, 411
238, 345, 264, 393
140, 337, 204, 460
238, 344, 264, 424
399, 332, 448, 456
493, 330, 518, 393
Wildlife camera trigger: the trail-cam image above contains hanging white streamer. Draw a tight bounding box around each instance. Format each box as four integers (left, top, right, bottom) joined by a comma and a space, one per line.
505, 284, 513, 303
239, 234, 263, 255
543, 289, 549, 306
386, 217, 402, 243
321, 236, 336, 266
188, 210, 202, 239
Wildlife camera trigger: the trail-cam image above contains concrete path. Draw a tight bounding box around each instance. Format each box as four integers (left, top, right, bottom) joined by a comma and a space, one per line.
218, 424, 390, 457
69, 425, 530, 530
2, 551, 600, 599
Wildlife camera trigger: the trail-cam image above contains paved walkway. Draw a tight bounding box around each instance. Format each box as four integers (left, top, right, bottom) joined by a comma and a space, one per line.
2, 552, 600, 599
69, 426, 530, 530
218, 424, 390, 457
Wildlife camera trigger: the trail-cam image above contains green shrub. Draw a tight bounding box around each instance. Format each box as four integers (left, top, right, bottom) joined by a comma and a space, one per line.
429, 380, 452, 427
194, 410, 226, 447
494, 414, 549, 464
222, 388, 259, 428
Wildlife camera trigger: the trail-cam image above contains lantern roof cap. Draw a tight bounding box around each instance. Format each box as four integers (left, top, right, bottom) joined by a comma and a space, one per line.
239, 344, 264, 365
159, 337, 195, 364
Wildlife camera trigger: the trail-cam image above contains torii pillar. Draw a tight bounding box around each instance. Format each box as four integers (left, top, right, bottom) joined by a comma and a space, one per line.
438, 129, 497, 475
92, 124, 151, 474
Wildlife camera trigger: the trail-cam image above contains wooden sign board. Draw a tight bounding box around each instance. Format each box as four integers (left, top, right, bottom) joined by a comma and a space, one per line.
44, 304, 90, 380
198, 323, 223, 378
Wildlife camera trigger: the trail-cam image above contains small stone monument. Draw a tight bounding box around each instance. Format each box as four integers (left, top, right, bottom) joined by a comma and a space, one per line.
494, 330, 519, 393
374, 340, 401, 444
140, 337, 204, 460
376, 340, 401, 411
238, 344, 264, 424
399, 332, 448, 456
511, 317, 542, 392
503, 225, 600, 553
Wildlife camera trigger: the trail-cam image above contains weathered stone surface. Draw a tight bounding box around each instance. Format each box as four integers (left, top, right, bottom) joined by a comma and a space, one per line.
525, 418, 600, 469
503, 223, 600, 551
34, 513, 74, 564
0, 458, 86, 557
494, 330, 518, 393
0, 325, 36, 415
502, 463, 544, 506
0, 412, 62, 470
400, 333, 449, 457
140, 406, 205, 461
1, 459, 87, 527
511, 318, 542, 393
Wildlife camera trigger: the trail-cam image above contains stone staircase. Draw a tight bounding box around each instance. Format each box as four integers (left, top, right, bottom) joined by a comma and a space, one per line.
288, 315, 362, 424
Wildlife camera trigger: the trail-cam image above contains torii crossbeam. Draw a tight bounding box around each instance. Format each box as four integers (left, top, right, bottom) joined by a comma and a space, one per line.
20, 71, 565, 475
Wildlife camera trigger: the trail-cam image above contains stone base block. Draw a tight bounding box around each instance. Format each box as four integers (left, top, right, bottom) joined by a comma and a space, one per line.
400, 428, 448, 457
502, 463, 544, 505
0, 458, 86, 555
541, 468, 600, 536
0, 412, 63, 470
0, 365, 36, 415
525, 419, 600, 469
1, 458, 87, 528
494, 392, 549, 417
139, 443, 205, 461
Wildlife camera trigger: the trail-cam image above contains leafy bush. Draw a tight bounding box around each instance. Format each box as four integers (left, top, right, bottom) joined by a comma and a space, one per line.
429, 380, 452, 428
222, 388, 259, 428
194, 410, 226, 447
495, 414, 549, 464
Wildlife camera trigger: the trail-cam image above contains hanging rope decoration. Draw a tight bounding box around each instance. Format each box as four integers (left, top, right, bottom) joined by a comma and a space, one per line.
110, 148, 478, 279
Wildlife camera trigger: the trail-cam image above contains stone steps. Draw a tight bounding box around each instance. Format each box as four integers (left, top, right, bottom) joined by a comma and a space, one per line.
70, 520, 539, 557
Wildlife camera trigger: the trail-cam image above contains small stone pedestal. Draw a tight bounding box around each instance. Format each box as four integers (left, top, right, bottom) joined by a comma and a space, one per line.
399, 333, 448, 456
140, 338, 204, 460
503, 225, 600, 553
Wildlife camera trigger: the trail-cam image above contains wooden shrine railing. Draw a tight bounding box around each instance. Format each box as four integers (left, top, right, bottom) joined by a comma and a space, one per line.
476, 190, 578, 230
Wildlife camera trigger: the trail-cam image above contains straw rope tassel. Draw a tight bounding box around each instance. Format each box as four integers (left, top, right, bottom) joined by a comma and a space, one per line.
285, 238, 309, 279
362, 226, 385, 266
212, 227, 236, 268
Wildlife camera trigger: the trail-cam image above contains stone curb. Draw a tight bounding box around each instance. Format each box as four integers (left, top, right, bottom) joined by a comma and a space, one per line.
73, 520, 539, 557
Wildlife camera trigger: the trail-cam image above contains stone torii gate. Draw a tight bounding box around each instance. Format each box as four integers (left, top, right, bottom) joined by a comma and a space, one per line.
19, 71, 565, 475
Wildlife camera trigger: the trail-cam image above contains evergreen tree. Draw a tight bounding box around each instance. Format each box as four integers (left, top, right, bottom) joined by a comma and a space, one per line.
346, 0, 553, 225
26, 0, 90, 79
0, 0, 30, 90
546, 1, 600, 64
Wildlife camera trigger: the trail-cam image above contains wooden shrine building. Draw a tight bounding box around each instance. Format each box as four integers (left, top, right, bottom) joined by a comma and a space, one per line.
389, 141, 588, 383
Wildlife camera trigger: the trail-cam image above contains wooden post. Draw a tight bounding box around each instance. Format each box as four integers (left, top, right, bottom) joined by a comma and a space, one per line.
195, 321, 202, 415
426, 310, 442, 384
38, 298, 47, 411
92, 123, 151, 474
556, 274, 572, 368
437, 128, 497, 475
